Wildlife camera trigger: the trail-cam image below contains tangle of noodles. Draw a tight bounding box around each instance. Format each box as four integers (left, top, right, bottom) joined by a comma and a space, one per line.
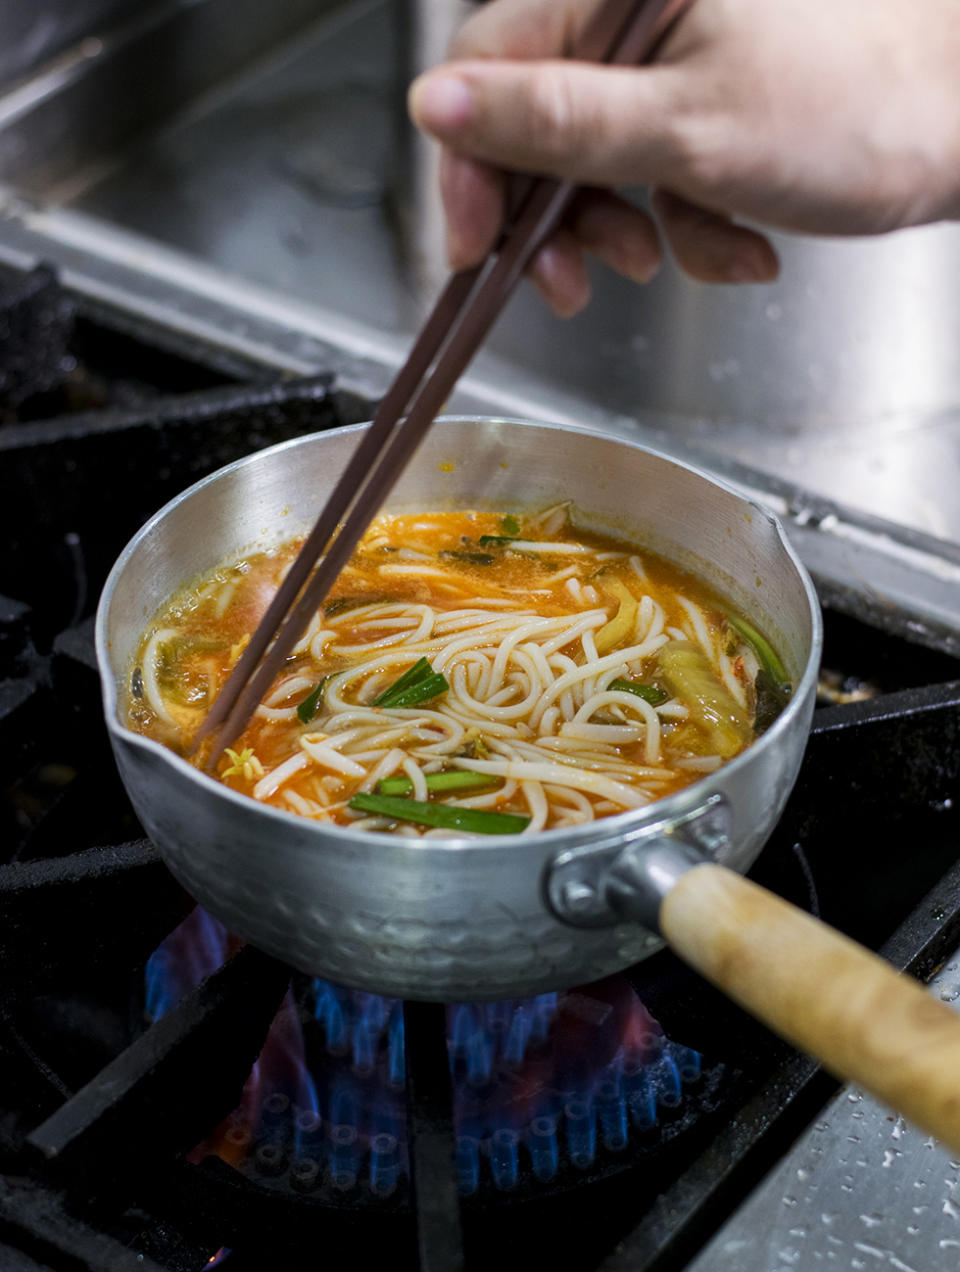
126, 506, 790, 837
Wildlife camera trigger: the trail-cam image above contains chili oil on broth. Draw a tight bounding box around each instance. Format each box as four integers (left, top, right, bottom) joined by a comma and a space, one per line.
125, 505, 790, 837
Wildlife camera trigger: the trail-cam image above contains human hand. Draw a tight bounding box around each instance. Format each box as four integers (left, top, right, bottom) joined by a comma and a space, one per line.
408, 0, 960, 315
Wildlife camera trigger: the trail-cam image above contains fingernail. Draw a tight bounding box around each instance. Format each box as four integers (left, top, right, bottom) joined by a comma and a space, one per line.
409, 74, 474, 133
533, 246, 591, 318
628, 257, 661, 285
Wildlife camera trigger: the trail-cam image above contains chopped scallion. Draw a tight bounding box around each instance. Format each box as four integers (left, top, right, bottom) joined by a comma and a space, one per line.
726, 614, 789, 687
377, 673, 449, 708
373, 658, 449, 708
372, 657, 431, 704
477, 534, 518, 547
438, 549, 496, 565
324, 596, 374, 617
297, 677, 328, 723
349, 792, 529, 835
501, 515, 521, 535
376, 770, 498, 796
608, 678, 668, 706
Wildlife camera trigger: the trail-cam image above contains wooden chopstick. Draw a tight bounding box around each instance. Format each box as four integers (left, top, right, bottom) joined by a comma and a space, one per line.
195, 0, 695, 768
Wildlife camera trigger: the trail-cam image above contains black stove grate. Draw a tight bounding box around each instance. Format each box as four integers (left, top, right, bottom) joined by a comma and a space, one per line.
3, 267, 960, 1270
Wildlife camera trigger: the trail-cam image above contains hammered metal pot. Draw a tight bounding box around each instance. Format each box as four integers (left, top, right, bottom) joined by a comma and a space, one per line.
96, 416, 820, 1001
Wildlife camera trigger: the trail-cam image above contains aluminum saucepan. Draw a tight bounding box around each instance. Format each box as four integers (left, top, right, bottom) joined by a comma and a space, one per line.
96, 416, 960, 1154
96, 415, 817, 995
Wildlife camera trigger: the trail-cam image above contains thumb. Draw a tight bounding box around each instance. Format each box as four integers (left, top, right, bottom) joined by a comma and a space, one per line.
408, 58, 688, 188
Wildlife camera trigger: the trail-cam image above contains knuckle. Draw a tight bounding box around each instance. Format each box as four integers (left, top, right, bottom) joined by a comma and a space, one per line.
663, 112, 738, 195
527, 65, 583, 163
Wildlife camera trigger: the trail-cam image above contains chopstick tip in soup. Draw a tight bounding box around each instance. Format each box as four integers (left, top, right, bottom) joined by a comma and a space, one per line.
126, 505, 791, 836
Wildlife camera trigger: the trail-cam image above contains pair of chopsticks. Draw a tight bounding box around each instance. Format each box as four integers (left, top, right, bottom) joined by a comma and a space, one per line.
195, 0, 695, 769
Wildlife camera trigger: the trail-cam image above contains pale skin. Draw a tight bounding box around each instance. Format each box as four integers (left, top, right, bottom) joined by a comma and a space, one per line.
407, 0, 960, 316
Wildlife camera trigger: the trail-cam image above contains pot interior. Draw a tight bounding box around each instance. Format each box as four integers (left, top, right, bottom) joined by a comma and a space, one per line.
101, 415, 817, 706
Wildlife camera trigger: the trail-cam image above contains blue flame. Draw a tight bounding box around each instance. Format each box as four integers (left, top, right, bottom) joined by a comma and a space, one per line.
329, 1122, 360, 1191
674, 1045, 702, 1083
145, 912, 704, 1199
387, 1003, 406, 1088
528, 1114, 559, 1182
564, 1098, 597, 1170
369, 1131, 401, 1198
455, 1135, 481, 1197
649, 1054, 682, 1109
597, 1076, 628, 1152
489, 1127, 520, 1190
145, 907, 230, 1020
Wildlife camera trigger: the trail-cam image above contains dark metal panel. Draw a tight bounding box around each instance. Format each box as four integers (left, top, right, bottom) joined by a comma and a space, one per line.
0, 0, 344, 192
0, 1176, 170, 1271
0, 0, 137, 91
404, 1001, 465, 1272
28, 945, 291, 1189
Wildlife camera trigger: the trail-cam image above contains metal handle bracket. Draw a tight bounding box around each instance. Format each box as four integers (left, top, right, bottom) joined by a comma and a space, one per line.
545, 794, 731, 933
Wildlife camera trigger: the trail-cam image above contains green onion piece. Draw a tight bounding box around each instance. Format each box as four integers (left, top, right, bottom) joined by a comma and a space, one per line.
376, 770, 499, 796
324, 595, 385, 617
438, 549, 496, 565
376, 673, 449, 708
608, 678, 668, 706
501, 515, 521, 535
726, 614, 789, 686
349, 792, 529, 835
372, 657, 433, 707
477, 534, 518, 546
297, 677, 328, 723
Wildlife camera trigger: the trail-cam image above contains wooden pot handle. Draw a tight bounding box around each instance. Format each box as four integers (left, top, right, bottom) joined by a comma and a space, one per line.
660, 863, 960, 1155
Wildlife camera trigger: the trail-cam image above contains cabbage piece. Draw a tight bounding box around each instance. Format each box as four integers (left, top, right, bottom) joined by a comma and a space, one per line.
156, 634, 227, 707
594, 577, 639, 655
657, 641, 753, 758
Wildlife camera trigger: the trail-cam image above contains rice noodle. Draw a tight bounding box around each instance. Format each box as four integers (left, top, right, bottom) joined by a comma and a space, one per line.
401, 757, 429, 801
253, 752, 309, 800
676, 596, 713, 656
300, 734, 366, 778
449, 756, 650, 809
544, 784, 595, 825
521, 781, 549, 833
212, 581, 237, 618
526, 502, 570, 536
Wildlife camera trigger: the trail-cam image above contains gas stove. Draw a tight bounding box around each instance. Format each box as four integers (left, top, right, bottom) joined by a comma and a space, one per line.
3, 263, 960, 1271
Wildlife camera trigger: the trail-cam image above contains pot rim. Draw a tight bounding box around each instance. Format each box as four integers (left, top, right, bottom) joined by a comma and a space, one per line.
95, 414, 823, 852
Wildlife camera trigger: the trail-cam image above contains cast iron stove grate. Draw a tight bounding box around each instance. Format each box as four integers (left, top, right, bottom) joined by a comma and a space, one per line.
2, 265, 960, 1271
